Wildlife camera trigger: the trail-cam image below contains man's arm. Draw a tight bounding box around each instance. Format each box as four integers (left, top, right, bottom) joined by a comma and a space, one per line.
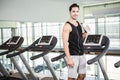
62, 23, 74, 67
82, 32, 87, 39
82, 25, 91, 39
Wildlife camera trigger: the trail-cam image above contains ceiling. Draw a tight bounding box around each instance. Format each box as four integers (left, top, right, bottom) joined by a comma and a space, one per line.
0, 0, 119, 22
67, 0, 120, 5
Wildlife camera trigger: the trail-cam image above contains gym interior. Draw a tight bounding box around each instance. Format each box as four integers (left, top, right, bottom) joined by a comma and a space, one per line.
0, 0, 120, 80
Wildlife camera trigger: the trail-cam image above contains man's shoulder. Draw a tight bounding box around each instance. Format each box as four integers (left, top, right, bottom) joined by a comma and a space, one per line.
64, 22, 71, 28
63, 22, 72, 32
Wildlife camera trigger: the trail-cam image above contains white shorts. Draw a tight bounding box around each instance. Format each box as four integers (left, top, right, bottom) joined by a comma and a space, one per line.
67, 55, 86, 78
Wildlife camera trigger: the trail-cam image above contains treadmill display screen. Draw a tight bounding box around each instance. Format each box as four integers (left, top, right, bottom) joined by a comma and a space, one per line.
37, 36, 53, 45
7, 36, 21, 44
83, 35, 103, 46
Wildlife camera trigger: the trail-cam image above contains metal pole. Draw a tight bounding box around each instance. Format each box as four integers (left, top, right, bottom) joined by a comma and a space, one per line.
98, 59, 109, 80
11, 57, 28, 80
19, 54, 38, 80
43, 55, 58, 80
96, 62, 100, 80
0, 62, 9, 77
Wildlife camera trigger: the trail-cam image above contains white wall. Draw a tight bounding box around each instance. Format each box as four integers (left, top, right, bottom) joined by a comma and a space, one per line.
0, 0, 84, 22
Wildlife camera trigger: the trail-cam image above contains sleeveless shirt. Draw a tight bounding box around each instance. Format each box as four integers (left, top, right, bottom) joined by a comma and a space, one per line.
67, 21, 84, 55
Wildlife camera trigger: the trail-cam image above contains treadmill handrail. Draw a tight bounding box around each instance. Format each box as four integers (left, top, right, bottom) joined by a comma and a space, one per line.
87, 48, 108, 64
114, 60, 120, 68
6, 38, 39, 58
87, 36, 110, 64
0, 36, 24, 56
51, 36, 110, 65
50, 47, 108, 63
51, 53, 65, 62
7, 36, 57, 58
0, 50, 10, 56
30, 36, 57, 60
30, 50, 50, 60
6, 46, 30, 58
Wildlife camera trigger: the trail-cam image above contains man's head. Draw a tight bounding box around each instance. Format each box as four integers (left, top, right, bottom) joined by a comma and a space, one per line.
69, 3, 79, 20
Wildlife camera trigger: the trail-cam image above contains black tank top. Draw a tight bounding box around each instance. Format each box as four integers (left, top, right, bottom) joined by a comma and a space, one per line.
67, 21, 84, 55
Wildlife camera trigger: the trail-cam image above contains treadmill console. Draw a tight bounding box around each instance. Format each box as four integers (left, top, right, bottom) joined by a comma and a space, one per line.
7, 36, 21, 45
84, 34, 103, 46
37, 35, 53, 45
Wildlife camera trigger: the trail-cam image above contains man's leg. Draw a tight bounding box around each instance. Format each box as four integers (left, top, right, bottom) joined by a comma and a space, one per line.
77, 55, 86, 80
77, 74, 86, 80
68, 77, 76, 80
67, 56, 79, 80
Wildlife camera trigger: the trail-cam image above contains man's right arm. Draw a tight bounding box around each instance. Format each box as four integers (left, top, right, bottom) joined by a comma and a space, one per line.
62, 23, 74, 67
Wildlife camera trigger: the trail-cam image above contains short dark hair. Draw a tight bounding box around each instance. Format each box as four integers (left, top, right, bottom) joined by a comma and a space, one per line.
69, 3, 79, 11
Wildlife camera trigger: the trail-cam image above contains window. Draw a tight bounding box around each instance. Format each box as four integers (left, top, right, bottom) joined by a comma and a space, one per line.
85, 16, 120, 48
84, 18, 95, 34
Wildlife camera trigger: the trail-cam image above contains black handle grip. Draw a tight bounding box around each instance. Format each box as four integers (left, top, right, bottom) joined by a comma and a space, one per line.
6, 47, 29, 58
51, 53, 65, 62
30, 50, 50, 60
0, 50, 9, 56
114, 60, 120, 68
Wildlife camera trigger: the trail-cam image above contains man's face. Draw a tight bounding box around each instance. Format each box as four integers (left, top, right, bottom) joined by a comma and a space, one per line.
70, 7, 79, 20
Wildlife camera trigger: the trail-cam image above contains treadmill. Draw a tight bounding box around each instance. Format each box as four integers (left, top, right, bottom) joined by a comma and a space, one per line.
0, 36, 24, 80
6, 35, 61, 80
114, 60, 120, 68
51, 34, 110, 80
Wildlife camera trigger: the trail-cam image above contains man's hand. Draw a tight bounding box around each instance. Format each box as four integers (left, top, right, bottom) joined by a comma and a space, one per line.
67, 58, 74, 67
83, 25, 91, 34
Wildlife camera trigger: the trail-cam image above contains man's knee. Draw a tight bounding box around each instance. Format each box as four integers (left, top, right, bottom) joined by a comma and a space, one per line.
77, 74, 86, 80
68, 77, 76, 80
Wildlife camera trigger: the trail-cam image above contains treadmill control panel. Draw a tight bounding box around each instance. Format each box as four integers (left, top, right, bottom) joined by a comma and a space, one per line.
37, 35, 53, 45
7, 36, 21, 45
84, 34, 103, 46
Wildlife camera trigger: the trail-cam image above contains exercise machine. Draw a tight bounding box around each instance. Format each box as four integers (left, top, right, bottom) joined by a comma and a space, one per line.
114, 60, 120, 68
0, 36, 24, 80
6, 35, 62, 80
84, 34, 109, 80
51, 34, 110, 80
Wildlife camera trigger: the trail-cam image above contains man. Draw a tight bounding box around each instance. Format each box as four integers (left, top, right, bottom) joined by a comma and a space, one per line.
62, 3, 88, 80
